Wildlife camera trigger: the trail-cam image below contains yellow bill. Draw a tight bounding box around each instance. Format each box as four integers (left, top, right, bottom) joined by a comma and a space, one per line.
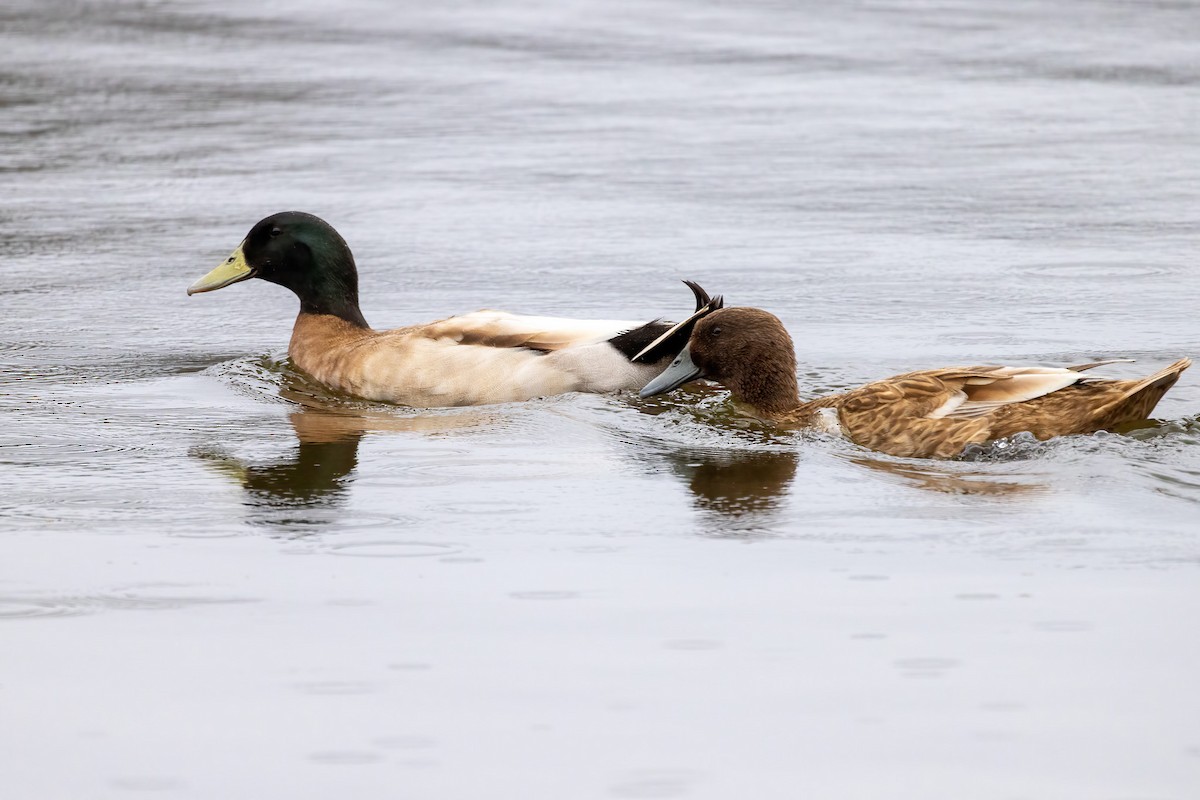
187, 244, 253, 295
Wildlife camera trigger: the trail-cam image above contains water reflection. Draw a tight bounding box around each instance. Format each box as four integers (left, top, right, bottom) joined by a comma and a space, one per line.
191, 412, 364, 509
657, 447, 799, 533
625, 393, 1046, 531
621, 393, 800, 529
848, 455, 1043, 497
659, 443, 1041, 515
191, 387, 1050, 536
191, 406, 490, 530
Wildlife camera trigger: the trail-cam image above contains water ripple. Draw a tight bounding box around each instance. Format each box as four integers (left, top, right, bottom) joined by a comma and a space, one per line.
1019, 261, 1177, 280
0, 585, 258, 621
326, 541, 463, 558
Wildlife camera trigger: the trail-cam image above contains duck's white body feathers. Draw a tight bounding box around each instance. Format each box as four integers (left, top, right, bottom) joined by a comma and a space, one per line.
289, 311, 666, 408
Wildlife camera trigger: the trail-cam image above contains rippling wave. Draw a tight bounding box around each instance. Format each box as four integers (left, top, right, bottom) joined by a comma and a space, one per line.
0, 585, 257, 621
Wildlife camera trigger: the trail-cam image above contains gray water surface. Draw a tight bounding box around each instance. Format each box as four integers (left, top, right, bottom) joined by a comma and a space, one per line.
3, 1, 1200, 797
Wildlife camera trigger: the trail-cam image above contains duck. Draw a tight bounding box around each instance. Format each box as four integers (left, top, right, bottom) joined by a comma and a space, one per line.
188, 211, 711, 408
636, 304, 1191, 459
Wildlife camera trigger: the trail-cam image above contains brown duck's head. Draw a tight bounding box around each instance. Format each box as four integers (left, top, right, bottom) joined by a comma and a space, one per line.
640, 307, 800, 415
187, 211, 368, 327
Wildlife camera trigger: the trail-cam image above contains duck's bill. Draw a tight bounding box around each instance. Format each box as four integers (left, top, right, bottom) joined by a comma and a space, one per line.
640, 345, 705, 398
187, 245, 254, 295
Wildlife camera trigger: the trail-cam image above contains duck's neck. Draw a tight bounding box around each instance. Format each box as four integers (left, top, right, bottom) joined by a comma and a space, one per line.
300, 293, 369, 329
296, 273, 369, 328
290, 249, 370, 329
726, 365, 802, 419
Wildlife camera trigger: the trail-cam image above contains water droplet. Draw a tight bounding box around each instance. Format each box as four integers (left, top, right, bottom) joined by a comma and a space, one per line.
894, 657, 961, 678
328, 541, 462, 558
295, 681, 376, 696
307, 751, 381, 765
373, 735, 436, 750
110, 777, 182, 792
1034, 620, 1092, 633
509, 591, 579, 600
609, 771, 695, 798
663, 639, 722, 651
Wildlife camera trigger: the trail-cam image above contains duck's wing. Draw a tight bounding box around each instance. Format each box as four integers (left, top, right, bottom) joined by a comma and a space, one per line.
924, 366, 1089, 419
412, 310, 705, 392
335, 311, 676, 405
836, 366, 1081, 419
831, 366, 1089, 458
414, 310, 650, 352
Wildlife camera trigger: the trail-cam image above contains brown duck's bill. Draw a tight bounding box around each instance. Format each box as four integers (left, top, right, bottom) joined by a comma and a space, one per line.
640, 344, 705, 398
187, 244, 254, 295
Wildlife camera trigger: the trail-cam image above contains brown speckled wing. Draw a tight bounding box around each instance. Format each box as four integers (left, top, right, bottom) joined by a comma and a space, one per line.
832, 371, 995, 459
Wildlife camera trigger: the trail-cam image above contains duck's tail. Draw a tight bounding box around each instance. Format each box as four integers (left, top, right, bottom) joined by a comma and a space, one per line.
611, 281, 721, 363
1096, 357, 1191, 427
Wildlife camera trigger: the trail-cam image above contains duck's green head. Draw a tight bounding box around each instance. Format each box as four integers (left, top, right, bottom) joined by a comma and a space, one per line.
187, 211, 367, 327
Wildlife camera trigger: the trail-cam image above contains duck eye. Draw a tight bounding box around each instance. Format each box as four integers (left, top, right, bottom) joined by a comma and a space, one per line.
711, 326, 722, 337
269, 227, 282, 238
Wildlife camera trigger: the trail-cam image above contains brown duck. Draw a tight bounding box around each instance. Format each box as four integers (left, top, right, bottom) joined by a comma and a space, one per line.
638, 306, 1191, 459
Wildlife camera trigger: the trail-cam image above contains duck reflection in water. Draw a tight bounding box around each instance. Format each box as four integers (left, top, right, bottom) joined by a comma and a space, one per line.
191, 405, 491, 529
622, 390, 800, 531
656, 447, 800, 532
657, 436, 1042, 515
847, 452, 1044, 496
655, 443, 1038, 528
632, 392, 1038, 526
